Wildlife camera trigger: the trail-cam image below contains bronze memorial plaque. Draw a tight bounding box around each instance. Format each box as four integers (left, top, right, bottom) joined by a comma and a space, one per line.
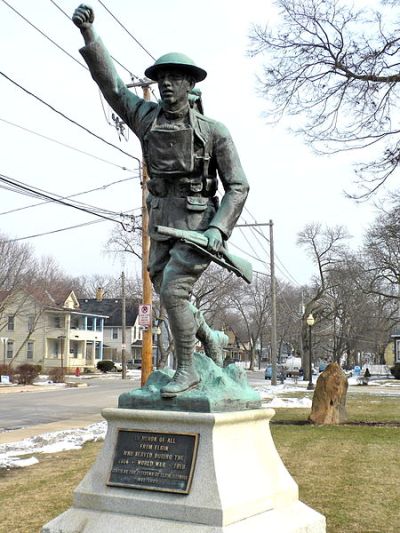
108, 429, 199, 494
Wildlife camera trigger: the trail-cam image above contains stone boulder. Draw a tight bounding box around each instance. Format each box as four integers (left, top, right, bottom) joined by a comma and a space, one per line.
309, 362, 348, 425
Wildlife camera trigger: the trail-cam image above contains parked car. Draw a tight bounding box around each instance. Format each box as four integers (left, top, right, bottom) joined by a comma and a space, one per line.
127, 360, 141, 369
97, 360, 121, 373
283, 356, 302, 376
264, 365, 286, 380
319, 361, 328, 372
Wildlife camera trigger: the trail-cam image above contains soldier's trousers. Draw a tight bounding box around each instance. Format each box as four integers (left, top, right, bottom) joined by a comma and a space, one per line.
149, 239, 211, 364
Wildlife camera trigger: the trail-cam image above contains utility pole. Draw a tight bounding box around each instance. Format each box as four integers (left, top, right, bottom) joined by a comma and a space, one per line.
235, 221, 277, 378
269, 220, 278, 386
121, 271, 127, 380
140, 84, 153, 386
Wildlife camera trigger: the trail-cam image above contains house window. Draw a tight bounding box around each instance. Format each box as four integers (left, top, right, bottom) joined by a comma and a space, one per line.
112, 328, 119, 340
95, 341, 101, 359
6, 340, 13, 359
69, 341, 78, 358
27, 341, 34, 359
54, 316, 62, 328
7, 316, 14, 331
27, 316, 34, 332
52, 340, 60, 357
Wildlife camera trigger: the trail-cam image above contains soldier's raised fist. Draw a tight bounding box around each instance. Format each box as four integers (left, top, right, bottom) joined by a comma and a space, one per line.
72, 4, 94, 29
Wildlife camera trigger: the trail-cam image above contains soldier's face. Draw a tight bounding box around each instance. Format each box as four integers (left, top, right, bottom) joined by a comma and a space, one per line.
157, 69, 193, 108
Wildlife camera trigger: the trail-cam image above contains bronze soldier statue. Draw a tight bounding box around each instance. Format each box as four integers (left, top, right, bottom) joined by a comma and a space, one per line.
73, 4, 249, 398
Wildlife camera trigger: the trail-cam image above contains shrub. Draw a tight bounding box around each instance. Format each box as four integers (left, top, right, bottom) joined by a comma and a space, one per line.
0, 364, 15, 383
97, 360, 115, 373
48, 367, 65, 383
15, 364, 41, 385
390, 363, 400, 380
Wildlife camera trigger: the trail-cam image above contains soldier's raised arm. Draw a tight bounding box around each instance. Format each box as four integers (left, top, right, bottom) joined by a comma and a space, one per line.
71, 4, 151, 133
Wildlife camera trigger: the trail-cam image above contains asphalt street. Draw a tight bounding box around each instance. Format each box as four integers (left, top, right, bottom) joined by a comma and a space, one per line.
0, 376, 140, 431
0, 369, 270, 443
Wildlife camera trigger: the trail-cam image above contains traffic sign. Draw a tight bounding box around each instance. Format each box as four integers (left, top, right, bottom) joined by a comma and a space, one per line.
138, 304, 152, 327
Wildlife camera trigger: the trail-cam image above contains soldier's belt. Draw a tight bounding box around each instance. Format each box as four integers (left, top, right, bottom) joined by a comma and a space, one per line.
147, 176, 217, 198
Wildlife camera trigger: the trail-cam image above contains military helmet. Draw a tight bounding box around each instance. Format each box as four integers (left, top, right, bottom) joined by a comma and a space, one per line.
145, 52, 207, 82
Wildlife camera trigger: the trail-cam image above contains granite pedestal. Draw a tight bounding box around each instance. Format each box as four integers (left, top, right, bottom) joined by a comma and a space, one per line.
42, 407, 326, 532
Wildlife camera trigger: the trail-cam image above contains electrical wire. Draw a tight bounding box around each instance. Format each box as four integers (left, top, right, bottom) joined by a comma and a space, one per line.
49, 0, 136, 78
237, 226, 265, 263
6, 206, 142, 243
0, 117, 131, 171
97, 0, 156, 60
0, 70, 139, 162
228, 241, 265, 265
0, 175, 138, 216
241, 207, 302, 287
1, 0, 88, 71
0, 172, 131, 223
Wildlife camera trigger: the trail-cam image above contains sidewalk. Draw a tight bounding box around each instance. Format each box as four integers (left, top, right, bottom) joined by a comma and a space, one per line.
0, 414, 104, 444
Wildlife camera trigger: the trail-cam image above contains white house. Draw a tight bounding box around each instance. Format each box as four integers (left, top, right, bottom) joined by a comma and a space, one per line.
0, 288, 107, 373
78, 290, 143, 363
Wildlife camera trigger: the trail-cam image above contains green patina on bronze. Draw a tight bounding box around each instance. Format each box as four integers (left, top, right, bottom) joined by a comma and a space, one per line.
73, 4, 251, 402
119, 353, 262, 413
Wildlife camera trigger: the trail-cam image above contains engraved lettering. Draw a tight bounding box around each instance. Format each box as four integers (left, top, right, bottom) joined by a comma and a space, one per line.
108, 430, 198, 494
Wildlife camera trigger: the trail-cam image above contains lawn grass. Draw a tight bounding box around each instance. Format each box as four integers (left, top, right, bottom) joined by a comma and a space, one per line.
1, 393, 399, 533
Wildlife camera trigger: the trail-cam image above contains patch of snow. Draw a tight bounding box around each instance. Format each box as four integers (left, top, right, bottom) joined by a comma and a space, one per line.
265, 397, 312, 408
0, 421, 107, 470
9, 456, 39, 468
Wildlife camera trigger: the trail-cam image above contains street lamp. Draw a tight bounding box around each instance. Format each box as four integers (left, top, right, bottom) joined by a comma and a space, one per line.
306, 314, 315, 391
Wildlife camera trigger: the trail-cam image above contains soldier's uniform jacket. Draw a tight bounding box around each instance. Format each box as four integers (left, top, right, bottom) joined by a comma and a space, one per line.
80, 38, 249, 242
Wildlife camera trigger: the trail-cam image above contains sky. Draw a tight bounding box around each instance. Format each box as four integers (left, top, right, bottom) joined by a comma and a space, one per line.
0, 0, 385, 291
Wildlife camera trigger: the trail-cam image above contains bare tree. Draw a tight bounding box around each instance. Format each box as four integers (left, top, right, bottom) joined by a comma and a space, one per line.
297, 222, 350, 374
249, 0, 400, 198
106, 221, 142, 261
227, 273, 271, 370
192, 264, 235, 327
364, 199, 400, 299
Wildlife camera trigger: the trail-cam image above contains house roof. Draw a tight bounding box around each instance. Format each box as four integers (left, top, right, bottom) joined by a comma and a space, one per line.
0, 287, 68, 309
78, 298, 139, 327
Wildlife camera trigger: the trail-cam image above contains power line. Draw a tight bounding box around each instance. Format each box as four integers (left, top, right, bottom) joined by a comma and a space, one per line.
0, 70, 139, 162
0, 172, 130, 223
8, 218, 104, 242
97, 0, 156, 61
240, 209, 302, 286
49, 0, 135, 78
6, 207, 142, 243
0, 117, 130, 171
1, 0, 88, 71
228, 241, 265, 265
0, 175, 138, 216
237, 226, 265, 263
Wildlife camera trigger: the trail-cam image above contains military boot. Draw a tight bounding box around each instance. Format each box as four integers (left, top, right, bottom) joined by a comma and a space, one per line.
192, 305, 228, 367
160, 354, 200, 398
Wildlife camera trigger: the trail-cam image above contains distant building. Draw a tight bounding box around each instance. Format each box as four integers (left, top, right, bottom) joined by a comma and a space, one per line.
0, 289, 107, 372
78, 290, 143, 363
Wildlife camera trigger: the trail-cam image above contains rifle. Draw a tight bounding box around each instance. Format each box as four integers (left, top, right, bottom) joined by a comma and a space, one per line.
155, 225, 253, 284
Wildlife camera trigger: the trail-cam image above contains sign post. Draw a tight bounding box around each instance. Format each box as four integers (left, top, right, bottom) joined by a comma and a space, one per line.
138, 304, 152, 329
